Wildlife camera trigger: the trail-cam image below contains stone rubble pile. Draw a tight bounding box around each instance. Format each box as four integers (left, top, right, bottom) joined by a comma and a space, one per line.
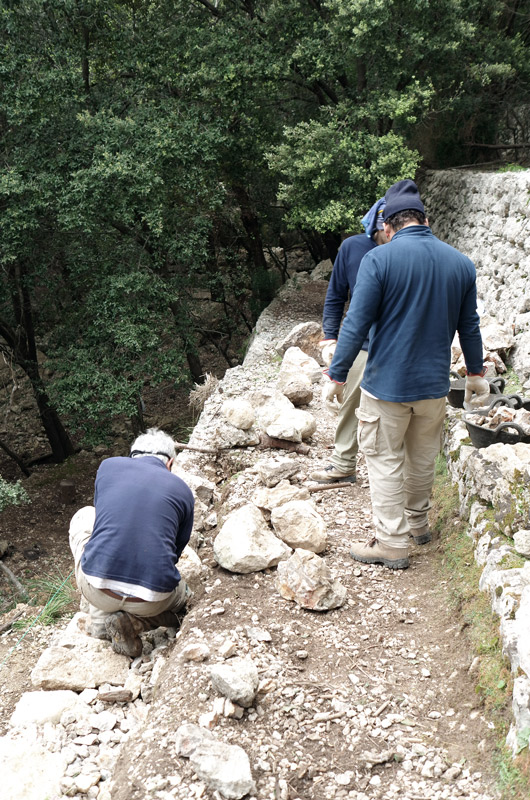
465, 404, 530, 434
1, 613, 172, 800
422, 169, 530, 384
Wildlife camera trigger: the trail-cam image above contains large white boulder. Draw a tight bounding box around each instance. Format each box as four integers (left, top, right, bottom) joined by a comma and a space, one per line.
277, 548, 347, 611
271, 500, 327, 553
213, 504, 291, 573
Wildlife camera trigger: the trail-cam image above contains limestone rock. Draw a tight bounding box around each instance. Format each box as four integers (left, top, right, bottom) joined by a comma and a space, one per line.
171, 466, 216, 504
178, 545, 207, 591
0, 730, 68, 800
252, 479, 311, 510
515, 585, 530, 677
175, 722, 215, 757
271, 500, 327, 553
280, 346, 322, 384
506, 675, 530, 755
277, 548, 347, 611
176, 723, 256, 799
195, 419, 260, 450
251, 388, 299, 429
255, 457, 301, 488
277, 374, 314, 406
30, 615, 130, 691
266, 409, 316, 442
221, 398, 256, 430
10, 690, 82, 727
181, 642, 211, 662
190, 741, 256, 799
514, 529, 530, 556
210, 657, 259, 707
310, 258, 333, 282
213, 503, 291, 573
480, 315, 516, 356
276, 322, 323, 357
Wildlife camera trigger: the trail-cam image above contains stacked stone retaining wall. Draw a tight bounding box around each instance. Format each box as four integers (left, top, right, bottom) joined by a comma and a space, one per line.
423, 169, 530, 754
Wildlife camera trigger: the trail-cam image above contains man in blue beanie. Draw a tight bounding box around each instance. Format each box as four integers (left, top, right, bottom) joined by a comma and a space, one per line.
311, 197, 387, 484
323, 179, 489, 569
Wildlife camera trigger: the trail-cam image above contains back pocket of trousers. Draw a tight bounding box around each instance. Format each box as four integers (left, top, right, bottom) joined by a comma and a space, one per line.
355, 409, 380, 456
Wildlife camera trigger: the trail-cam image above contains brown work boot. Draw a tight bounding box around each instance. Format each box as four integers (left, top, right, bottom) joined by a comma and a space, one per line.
410, 525, 432, 545
104, 611, 143, 658
310, 464, 356, 484
350, 538, 409, 570
89, 621, 110, 641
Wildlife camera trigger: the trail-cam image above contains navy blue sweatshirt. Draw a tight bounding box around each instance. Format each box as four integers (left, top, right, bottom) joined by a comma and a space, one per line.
328, 226, 484, 401
322, 233, 377, 348
81, 456, 194, 593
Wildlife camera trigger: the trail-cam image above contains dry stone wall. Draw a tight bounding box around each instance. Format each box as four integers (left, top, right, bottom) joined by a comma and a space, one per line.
422, 169, 530, 382
423, 168, 530, 754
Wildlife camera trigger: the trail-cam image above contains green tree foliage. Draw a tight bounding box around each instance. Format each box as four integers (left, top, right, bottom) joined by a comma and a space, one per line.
0, 0, 528, 454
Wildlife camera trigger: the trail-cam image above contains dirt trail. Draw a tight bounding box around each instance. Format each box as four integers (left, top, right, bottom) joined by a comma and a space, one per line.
0, 278, 503, 800
110, 350, 500, 799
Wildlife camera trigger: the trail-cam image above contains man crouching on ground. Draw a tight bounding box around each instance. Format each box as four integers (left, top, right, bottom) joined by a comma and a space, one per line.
69, 428, 194, 657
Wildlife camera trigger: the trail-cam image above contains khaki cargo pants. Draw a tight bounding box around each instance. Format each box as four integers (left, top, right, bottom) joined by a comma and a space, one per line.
330, 349, 368, 472
69, 506, 189, 633
356, 392, 446, 548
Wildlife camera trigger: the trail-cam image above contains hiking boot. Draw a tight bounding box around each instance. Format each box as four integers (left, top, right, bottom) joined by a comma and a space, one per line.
89, 621, 110, 641
104, 611, 143, 658
410, 525, 432, 545
350, 538, 409, 570
310, 464, 356, 484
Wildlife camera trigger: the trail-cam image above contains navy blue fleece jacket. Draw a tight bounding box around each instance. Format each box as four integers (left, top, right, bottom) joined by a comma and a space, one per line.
81, 456, 194, 593
328, 226, 484, 402
322, 233, 377, 348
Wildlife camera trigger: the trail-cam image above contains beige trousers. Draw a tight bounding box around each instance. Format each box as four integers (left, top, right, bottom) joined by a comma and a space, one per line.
69, 506, 189, 631
330, 349, 368, 471
356, 393, 446, 548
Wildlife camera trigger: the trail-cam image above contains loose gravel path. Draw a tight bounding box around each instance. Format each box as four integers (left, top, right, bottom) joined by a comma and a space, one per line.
111, 370, 502, 800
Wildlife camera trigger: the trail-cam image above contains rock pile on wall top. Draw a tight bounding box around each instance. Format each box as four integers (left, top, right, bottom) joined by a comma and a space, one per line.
423, 169, 530, 382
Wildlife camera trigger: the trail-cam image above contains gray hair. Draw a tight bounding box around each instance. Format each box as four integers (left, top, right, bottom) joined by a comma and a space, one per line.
130, 428, 176, 464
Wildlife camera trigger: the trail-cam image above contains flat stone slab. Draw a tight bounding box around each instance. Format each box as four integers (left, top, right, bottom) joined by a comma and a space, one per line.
31, 615, 130, 691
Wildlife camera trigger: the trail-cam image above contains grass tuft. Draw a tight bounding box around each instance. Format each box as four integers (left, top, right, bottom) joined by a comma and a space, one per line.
12, 570, 76, 630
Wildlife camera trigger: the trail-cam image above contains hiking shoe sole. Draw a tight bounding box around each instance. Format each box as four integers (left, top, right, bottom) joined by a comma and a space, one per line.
350, 548, 409, 570
411, 530, 432, 545
310, 466, 357, 484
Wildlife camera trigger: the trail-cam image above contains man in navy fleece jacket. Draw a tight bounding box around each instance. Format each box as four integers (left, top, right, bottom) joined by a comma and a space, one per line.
69, 427, 194, 657
311, 197, 386, 484
324, 179, 490, 570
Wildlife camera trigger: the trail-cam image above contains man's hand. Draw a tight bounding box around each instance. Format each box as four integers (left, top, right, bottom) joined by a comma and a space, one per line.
464, 372, 490, 408
322, 370, 345, 413
319, 339, 337, 367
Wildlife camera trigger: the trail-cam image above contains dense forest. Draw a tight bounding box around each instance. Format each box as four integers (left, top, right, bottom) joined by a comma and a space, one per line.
1, 0, 529, 459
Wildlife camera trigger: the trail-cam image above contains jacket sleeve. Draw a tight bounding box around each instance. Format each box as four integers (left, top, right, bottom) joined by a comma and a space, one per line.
322, 246, 350, 339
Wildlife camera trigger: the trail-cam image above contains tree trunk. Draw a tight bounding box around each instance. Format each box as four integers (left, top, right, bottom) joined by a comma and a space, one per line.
0, 438, 31, 477
322, 231, 342, 264
186, 350, 204, 384
24, 362, 77, 461
232, 183, 269, 274
0, 261, 77, 462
